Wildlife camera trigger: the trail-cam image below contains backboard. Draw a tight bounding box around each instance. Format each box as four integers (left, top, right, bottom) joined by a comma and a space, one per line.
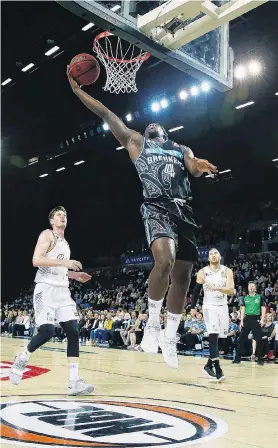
58, 0, 268, 92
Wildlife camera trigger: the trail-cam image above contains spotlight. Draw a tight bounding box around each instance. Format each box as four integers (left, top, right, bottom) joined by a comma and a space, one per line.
201, 81, 210, 92
116, 146, 124, 150
248, 60, 261, 75
82, 22, 94, 31
275, 92, 278, 96
111, 4, 121, 12
45, 46, 60, 56
235, 101, 254, 110
168, 126, 184, 132
160, 98, 168, 108
74, 160, 85, 165
1, 78, 12, 86
22, 63, 35, 72
103, 123, 109, 130
190, 86, 199, 96
234, 65, 246, 80
56, 167, 66, 172
179, 90, 188, 100
126, 113, 132, 122
151, 102, 160, 112
39, 173, 48, 178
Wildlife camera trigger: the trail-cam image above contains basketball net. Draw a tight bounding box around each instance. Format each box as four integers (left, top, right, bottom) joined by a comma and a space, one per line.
93, 32, 150, 94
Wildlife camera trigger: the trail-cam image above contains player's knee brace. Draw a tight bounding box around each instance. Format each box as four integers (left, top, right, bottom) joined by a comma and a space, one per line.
208, 333, 219, 359
61, 320, 79, 358
27, 324, 55, 353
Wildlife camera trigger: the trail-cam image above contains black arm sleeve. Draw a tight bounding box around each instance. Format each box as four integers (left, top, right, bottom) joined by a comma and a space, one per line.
260, 295, 266, 307
191, 283, 203, 309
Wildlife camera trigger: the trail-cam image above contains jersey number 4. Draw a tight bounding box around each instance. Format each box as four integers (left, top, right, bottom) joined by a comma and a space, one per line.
164, 164, 175, 178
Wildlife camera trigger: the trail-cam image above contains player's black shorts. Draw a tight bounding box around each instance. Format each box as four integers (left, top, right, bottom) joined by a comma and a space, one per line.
140, 199, 198, 262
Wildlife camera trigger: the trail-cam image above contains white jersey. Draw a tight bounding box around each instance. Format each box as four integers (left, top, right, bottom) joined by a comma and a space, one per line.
34, 232, 70, 287
203, 265, 228, 308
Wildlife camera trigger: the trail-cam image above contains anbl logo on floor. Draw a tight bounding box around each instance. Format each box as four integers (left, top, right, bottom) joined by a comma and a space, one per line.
0, 399, 228, 447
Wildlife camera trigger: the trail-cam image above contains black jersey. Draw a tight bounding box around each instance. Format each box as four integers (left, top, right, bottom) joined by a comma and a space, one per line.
134, 137, 192, 201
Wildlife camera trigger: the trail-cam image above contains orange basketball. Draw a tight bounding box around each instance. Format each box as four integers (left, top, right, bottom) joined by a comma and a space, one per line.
69, 53, 100, 86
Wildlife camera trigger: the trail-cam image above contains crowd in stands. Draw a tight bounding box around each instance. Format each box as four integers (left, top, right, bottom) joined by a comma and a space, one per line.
1, 252, 278, 361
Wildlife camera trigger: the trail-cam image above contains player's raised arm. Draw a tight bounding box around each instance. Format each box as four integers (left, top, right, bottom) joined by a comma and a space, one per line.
181, 145, 217, 178
67, 67, 142, 161
32, 229, 82, 271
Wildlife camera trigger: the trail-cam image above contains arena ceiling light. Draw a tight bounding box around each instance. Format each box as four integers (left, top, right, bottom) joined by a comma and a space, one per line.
82, 22, 94, 31
190, 86, 199, 96
234, 65, 246, 80
179, 90, 188, 100
116, 146, 124, 150
248, 60, 261, 75
2, 78, 12, 86
272, 158, 278, 162
74, 160, 85, 165
168, 126, 184, 132
22, 63, 35, 72
111, 4, 121, 12
56, 167, 66, 172
219, 169, 231, 174
160, 99, 168, 108
39, 173, 48, 178
102, 123, 109, 130
235, 101, 254, 110
151, 102, 160, 112
126, 113, 132, 122
45, 46, 60, 56
201, 81, 210, 92
275, 92, 278, 96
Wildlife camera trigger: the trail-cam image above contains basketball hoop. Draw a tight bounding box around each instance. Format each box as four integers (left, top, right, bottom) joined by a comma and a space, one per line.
93, 31, 151, 94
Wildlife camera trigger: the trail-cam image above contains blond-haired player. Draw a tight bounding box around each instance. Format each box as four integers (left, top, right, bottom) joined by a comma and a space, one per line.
9, 206, 94, 395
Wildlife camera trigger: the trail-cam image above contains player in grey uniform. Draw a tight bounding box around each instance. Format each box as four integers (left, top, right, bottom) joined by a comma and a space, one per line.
67, 69, 217, 369
191, 249, 234, 381
9, 206, 94, 395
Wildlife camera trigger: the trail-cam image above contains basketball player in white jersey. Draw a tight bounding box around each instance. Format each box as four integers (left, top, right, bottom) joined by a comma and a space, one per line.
9, 206, 94, 395
191, 248, 234, 382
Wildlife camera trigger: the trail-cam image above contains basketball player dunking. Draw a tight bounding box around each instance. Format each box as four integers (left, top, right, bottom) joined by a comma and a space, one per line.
191, 249, 235, 381
9, 206, 94, 395
67, 69, 217, 369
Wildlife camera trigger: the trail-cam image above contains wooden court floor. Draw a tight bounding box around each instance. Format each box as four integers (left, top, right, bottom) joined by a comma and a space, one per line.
1, 337, 278, 448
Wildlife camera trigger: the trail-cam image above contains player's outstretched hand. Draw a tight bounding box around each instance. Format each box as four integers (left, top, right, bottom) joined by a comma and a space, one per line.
76, 272, 92, 283
67, 65, 80, 92
63, 259, 82, 271
196, 158, 217, 175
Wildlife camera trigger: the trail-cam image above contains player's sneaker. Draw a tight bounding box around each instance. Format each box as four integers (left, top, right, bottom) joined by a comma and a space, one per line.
215, 370, 226, 382
9, 353, 28, 385
232, 359, 241, 364
257, 359, 264, 366
202, 365, 216, 378
68, 378, 94, 395
209, 369, 226, 383
140, 321, 160, 354
158, 329, 178, 369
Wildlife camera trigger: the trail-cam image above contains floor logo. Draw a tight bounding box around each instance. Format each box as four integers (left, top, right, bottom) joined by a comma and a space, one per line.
0, 362, 50, 381
0, 399, 228, 447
